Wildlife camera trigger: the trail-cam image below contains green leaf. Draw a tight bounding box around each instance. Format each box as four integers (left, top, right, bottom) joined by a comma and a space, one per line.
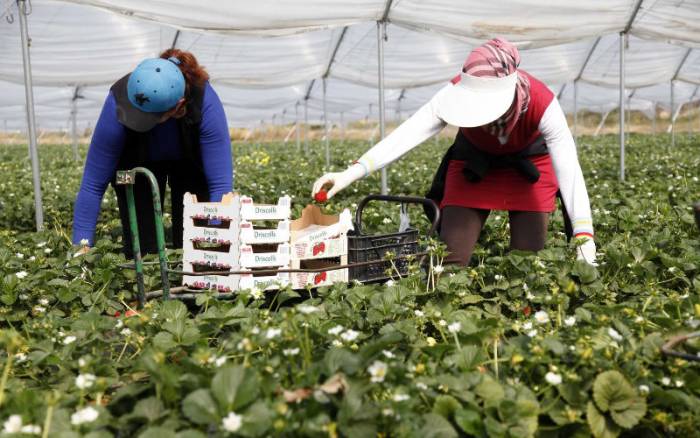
182, 389, 218, 425
152, 332, 176, 351
610, 397, 646, 429
211, 365, 259, 411
592, 371, 636, 412
139, 427, 176, 438
432, 395, 461, 419
475, 376, 505, 405
420, 413, 458, 438
240, 401, 273, 437
455, 408, 486, 437
587, 402, 620, 438
175, 431, 207, 438
132, 396, 164, 422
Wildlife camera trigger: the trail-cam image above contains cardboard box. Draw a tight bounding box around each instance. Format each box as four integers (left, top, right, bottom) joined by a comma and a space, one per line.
291, 205, 353, 244
184, 192, 239, 222
184, 225, 238, 245
240, 195, 291, 221
290, 268, 349, 288
291, 235, 347, 260
182, 274, 238, 293
183, 249, 238, 273
239, 272, 290, 291
239, 243, 291, 268
239, 219, 291, 245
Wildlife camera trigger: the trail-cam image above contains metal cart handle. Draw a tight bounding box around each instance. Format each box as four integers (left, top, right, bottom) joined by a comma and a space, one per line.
354, 194, 440, 236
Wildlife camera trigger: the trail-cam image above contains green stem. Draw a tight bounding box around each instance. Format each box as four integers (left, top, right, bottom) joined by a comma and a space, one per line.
493, 337, 499, 379
41, 402, 54, 438
0, 349, 14, 408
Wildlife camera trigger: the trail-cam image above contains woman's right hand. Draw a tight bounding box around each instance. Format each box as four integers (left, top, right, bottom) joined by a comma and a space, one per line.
312, 164, 365, 200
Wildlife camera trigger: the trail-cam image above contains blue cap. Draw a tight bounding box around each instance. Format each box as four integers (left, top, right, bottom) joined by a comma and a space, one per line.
127, 58, 185, 113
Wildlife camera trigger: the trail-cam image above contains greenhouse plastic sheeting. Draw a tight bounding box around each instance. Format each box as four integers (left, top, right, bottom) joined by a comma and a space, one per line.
3, 0, 700, 132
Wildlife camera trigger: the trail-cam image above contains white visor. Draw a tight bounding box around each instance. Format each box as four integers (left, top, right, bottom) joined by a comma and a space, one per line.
436, 71, 518, 128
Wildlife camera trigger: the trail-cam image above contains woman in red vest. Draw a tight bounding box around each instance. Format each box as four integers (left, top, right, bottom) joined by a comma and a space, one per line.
312, 38, 596, 265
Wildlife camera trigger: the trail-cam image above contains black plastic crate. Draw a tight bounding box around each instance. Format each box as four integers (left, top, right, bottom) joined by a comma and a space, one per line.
348, 229, 420, 282
347, 195, 439, 283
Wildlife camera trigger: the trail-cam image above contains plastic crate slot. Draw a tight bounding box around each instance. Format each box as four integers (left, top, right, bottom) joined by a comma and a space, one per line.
191, 262, 232, 273
191, 217, 234, 229
191, 239, 232, 252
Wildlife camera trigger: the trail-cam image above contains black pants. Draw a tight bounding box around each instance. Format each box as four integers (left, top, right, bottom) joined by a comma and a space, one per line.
113, 161, 209, 258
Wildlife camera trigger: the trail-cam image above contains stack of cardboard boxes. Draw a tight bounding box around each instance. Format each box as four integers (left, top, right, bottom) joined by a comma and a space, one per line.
181, 193, 241, 292
181, 193, 351, 293
237, 195, 292, 291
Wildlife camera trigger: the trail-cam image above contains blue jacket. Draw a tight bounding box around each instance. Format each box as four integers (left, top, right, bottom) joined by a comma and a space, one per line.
72, 81, 233, 245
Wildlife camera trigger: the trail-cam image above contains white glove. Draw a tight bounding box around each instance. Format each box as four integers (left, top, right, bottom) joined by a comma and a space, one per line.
575, 237, 598, 266
312, 164, 366, 199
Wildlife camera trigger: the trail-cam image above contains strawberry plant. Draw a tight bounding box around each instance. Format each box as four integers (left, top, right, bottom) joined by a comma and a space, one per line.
0, 133, 699, 436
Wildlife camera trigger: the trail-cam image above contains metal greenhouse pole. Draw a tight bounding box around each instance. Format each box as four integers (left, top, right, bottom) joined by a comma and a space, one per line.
17, 0, 44, 231
670, 81, 675, 146
70, 98, 79, 161
295, 101, 301, 152
619, 32, 626, 182
618, 0, 643, 182
303, 99, 309, 154
322, 78, 329, 169
573, 81, 578, 139
670, 48, 692, 146
377, 21, 388, 194
572, 37, 601, 142
377, 0, 392, 195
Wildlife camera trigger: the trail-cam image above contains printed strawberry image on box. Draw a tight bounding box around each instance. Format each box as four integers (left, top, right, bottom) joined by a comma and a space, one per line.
290, 267, 348, 289
240, 195, 291, 221
239, 220, 291, 245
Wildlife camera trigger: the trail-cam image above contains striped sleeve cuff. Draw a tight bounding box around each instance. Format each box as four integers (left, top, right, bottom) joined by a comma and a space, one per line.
572, 217, 594, 238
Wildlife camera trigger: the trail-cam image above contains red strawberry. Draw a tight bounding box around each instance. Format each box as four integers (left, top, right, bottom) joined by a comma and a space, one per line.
318, 242, 325, 253
522, 306, 532, 317
125, 309, 139, 318
314, 190, 328, 203
314, 272, 327, 284
113, 311, 121, 318
313, 242, 324, 256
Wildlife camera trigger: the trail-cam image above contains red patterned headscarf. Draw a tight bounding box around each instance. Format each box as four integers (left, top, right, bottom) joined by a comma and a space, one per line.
460, 38, 530, 139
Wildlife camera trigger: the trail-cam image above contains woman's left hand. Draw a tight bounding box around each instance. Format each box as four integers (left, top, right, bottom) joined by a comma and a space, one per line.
575, 237, 598, 266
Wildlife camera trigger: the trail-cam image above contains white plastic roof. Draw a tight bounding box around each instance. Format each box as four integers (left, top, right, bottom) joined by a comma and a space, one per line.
2, 0, 700, 132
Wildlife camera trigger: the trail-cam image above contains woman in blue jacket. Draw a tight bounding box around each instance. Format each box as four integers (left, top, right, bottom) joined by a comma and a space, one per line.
72, 49, 233, 257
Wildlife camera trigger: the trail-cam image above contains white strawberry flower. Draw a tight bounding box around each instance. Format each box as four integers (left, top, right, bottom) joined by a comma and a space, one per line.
15, 271, 28, 279
545, 372, 562, 385
80, 239, 89, 246
392, 393, 410, 402
265, 328, 281, 339
327, 325, 344, 336
534, 311, 549, 324
340, 330, 359, 342
607, 327, 623, 342
297, 304, 319, 314
63, 335, 77, 345
70, 406, 99, 425
282, 348, 300, 356
638, 384, 650, 395
75, 373, 96, 390
368, 360, 388, 383
433, 265, 444, 274
564, 316, 576, 327
38, 298, 49, 306
221, 412, 242, 432
447, 322, 461, 333
3, 415, 22, 433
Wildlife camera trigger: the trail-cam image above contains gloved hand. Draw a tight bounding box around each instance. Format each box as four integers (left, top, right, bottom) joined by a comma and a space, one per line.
575, 237, 598, 266
312, 164, 365, 200
73, 239, 90, 258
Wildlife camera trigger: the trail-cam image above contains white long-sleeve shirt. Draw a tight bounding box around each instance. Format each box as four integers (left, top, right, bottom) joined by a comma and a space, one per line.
352, 84, 594, 237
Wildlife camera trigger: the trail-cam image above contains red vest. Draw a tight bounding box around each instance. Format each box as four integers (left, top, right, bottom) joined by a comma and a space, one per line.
460, 71, 553, 155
